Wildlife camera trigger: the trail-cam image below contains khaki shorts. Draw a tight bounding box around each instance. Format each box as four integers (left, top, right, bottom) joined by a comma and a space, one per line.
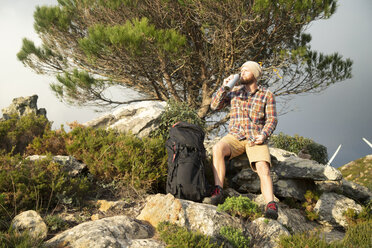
219, 134, 272, 172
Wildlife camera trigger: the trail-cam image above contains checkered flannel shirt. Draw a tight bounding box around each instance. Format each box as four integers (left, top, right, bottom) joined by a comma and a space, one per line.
211, 85, 278, 142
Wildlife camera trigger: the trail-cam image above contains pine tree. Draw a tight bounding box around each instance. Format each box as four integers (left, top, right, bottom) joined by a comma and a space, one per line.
18, 0, 352, 123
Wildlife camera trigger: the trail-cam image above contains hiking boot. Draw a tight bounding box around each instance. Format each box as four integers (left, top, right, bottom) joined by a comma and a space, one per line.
265, 201, 278, 220
202, 185, 224, 205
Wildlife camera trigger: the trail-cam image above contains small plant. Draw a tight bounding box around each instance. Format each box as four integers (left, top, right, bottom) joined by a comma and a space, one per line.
157, 221, 222, 248
219, 226, 250, 248
343, 201, 372, 226
217, 196, 262, 221
0, 227, 45, 248
302, 190, 320, 221
44, 215, 70, 233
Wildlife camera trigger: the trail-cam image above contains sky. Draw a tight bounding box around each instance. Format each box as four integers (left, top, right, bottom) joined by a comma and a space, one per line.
0, 0, 371, 168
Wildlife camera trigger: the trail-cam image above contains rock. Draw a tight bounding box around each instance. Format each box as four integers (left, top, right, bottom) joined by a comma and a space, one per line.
341, 179, 372, 204
273, 157, 342, 181
231, 168, 260, 193
315, 180, 343, 192
26, 155, 87, 177
1, 95, 46, 120
269, 147, 297, 162
129, 239, 165, 248
314, 192, 363, 228
274, 179, 316, 201
298, 149, 312, 160
45, 215, 154, 248
247, 217, 290, 248
97, 200, 128, 212
84, 101, 166, 138
137, 193, 244, 237
277, 204, 319, 234
11, 210, 48, 240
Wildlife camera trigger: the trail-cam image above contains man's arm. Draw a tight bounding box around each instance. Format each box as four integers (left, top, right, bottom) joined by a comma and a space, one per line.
210, 75, 236, 111
261, 92, 278, 139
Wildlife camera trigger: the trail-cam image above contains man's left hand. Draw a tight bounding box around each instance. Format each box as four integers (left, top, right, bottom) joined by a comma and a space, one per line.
254, 135, 265, 145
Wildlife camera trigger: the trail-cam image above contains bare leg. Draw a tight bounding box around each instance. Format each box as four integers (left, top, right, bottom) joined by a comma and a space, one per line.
212, 142, 231, 187
255, 161, 274, 204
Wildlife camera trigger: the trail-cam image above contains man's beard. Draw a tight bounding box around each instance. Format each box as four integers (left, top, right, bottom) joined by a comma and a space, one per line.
240, 78, 255, 85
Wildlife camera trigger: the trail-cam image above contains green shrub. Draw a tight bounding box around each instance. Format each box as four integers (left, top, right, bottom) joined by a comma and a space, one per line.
157, 221, 222, 248
0, 227, 45, 248
0, 152, 93, 226
152, 99, 205, 139
65, 126, 168, 193
217, 196, 262, 221
26, 127, 68, 156
219, 226, 250, 248
0, 114, 50, 155
270, 132, 328, 164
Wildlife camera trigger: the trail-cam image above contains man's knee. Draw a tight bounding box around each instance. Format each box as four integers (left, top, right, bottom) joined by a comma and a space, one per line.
213, 142, 231, 158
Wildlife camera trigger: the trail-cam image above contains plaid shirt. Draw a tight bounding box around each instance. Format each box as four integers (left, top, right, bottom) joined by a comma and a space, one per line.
211, 85, 277, 143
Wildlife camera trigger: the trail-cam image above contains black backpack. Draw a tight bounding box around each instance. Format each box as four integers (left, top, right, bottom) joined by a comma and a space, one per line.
165, 121, 208, 202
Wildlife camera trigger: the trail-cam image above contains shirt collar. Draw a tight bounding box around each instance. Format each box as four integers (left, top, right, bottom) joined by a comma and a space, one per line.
238, 85, 262, 96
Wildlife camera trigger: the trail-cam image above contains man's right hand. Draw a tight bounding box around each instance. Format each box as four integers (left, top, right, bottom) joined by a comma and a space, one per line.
223, 74, 240, 89
223, 75, 235, 87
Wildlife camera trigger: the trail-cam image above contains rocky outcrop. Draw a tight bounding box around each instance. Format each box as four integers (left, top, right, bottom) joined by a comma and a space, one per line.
1, 95, 46, 120
11, 210, 48, 240
221, 146, 343, 201
44, 215, 163, 248
83, 101, 166, 138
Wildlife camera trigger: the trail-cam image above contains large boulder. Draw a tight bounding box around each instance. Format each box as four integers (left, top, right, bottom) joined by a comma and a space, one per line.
11, 210, 48, 240
83, 101, 166, 138
314, 192, 363, 228
44, 215, 161, 248
1, 95, 46, 120
137, 193, 244, 237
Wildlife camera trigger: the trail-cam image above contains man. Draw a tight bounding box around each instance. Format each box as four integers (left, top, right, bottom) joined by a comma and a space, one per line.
203, 61, 279, 220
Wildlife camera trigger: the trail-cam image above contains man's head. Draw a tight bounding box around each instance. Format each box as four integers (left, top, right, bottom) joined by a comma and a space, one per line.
240, 61, 262, 85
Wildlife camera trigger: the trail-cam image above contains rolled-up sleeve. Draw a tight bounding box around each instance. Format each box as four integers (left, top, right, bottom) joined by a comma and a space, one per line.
211, 87, 231, 110
261, 92, 277, 138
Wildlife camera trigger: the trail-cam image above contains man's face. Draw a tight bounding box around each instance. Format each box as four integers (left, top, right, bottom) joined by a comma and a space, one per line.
240, 67, 255, 85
